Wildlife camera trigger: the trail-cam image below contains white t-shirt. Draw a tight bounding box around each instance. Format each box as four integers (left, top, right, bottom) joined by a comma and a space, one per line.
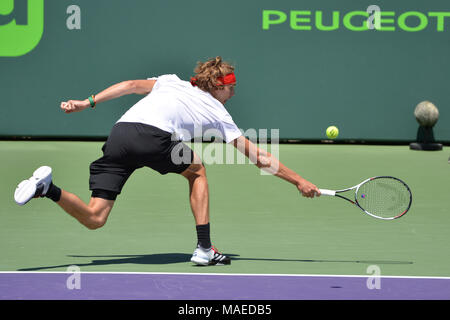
117, 74, 242, 143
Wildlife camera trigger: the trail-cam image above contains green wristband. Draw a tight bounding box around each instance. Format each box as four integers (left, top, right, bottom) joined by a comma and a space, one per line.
88, 95, 96, 108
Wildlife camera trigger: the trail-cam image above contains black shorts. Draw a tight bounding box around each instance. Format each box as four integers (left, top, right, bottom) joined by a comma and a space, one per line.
89, 122, 193, 200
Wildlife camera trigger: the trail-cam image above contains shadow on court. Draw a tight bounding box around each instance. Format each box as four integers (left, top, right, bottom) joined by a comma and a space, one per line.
17, 253, 413, 271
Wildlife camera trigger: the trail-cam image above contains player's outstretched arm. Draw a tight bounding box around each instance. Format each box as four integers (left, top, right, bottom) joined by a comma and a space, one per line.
60, 79, 157, 113
231, 135, 320, 198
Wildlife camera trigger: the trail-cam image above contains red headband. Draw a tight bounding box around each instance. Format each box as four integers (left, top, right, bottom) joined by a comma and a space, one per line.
190, 72, 236, 87
217, 72, 236, 86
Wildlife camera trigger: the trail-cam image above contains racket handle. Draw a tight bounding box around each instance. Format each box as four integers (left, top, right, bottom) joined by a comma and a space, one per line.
319, 189, 336, 196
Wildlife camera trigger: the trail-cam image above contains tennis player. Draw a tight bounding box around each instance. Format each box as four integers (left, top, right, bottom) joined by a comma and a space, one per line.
14, 56, 320, 266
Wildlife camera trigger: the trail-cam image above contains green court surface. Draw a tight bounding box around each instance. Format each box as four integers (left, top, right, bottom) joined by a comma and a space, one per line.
1, 141, 449, 277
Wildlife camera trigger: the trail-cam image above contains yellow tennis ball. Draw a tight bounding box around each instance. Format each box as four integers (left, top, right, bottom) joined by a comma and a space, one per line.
326, 126, 339, 139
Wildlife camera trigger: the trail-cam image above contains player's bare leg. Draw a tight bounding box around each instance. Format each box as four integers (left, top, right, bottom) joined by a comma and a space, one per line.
181, 159, 210, 226
180, 154, 230, 265
14, 165, 115, 230
56, 191, 115, 230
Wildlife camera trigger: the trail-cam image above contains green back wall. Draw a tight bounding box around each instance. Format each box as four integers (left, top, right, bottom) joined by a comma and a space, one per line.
1, 0, 449, 142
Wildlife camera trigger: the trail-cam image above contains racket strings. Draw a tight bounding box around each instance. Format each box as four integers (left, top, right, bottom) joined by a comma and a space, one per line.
356, 178, 411, 219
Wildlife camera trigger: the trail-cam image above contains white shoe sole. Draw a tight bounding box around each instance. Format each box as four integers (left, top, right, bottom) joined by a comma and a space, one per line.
191, 256, 210, 266
14, 166, 52, 206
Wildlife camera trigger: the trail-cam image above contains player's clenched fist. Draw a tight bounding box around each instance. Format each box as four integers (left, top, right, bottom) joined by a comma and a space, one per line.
297, 178, 321, 198
60, 99, 90, 113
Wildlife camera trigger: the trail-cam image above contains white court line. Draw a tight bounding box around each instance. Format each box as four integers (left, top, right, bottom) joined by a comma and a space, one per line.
1, 271, 450, 280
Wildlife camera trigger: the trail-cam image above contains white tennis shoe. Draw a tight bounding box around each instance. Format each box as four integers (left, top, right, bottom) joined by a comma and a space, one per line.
191, 245, 231, 266
14, 166, 53, 206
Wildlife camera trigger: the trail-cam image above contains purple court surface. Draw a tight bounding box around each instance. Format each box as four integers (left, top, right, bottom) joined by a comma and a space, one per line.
1, 272, 449, 300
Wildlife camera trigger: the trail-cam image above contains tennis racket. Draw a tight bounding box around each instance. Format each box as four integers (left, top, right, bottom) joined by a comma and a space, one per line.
319, 176, 412, 220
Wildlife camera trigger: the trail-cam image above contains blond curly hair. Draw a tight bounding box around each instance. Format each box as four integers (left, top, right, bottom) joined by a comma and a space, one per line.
191, 56, 235, 92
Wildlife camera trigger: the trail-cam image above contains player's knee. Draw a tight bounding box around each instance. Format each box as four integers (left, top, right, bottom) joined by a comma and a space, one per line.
85, 196, 114, 230
181, 162, 206, 180
86, 216, 108, 230
195, 163, 207, 176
